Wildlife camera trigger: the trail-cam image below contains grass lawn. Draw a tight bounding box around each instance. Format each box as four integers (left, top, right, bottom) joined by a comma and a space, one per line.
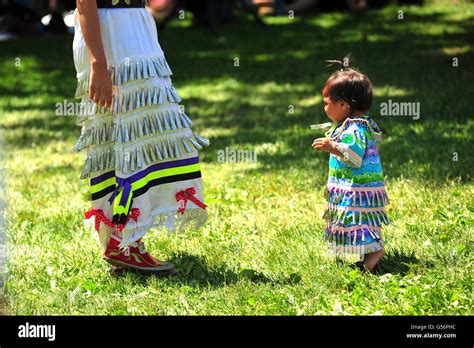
0, 1, 472, 315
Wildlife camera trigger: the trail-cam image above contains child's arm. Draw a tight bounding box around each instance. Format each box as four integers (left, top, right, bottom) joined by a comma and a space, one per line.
312, 138, 344, 157
76, 0, 112, 109
312, 123, 367, 167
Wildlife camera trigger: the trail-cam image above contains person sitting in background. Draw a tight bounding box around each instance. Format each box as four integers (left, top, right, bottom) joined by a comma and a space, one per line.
284, 0, 318, 14
146, 0, 176, 21
253, 0, 276, 16
148, 0, 234, 27
0, 2, 43, 35
284, 0, 368, 15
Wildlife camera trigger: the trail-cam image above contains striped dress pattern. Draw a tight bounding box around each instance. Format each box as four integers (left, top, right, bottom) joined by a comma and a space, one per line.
323, 116, 390, 257
71, 7, 210, 249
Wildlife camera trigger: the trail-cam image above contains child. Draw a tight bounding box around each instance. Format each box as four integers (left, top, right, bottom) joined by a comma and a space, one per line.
312, 57, 389, 272
72, 0, 210, 274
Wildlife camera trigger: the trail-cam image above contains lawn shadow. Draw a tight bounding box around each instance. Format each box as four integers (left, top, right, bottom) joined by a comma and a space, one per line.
3, 116, 79, 152
2, 9, 473, 181
373, 249, 420, 276
119, 252, 302, 288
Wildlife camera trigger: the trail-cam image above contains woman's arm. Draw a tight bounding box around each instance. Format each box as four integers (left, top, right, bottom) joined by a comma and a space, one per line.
76, 0, 112, 108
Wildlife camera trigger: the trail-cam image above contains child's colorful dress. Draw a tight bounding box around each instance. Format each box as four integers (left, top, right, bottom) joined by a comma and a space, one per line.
323, 116, 390, 258
71, 3, 210, 250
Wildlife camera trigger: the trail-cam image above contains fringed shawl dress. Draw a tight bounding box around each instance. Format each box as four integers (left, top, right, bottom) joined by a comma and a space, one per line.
323, 116, 390, 257
71, 6, 210, 249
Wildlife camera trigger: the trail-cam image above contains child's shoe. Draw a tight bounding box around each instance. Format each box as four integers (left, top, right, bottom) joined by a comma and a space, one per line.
103, 234, 175, 273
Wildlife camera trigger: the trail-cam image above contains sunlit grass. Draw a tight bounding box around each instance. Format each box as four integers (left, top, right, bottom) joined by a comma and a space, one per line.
0, 1, 472, 315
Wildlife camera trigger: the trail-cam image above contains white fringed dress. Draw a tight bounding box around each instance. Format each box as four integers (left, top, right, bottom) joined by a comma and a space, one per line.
71, 6, 210, 249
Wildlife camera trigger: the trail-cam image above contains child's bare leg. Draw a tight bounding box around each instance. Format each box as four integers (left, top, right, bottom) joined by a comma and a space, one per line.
362, 249, 384, 272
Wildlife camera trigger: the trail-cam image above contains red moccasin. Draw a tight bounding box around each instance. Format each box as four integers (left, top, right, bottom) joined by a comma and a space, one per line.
103, 235, 175, 273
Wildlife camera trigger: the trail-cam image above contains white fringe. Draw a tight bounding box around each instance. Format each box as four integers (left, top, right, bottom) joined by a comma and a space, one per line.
74, 82, 182, 123
323, 207, 389, 226
75, 55, 173, 99
325, 240, 384, 259
84, 216, 113, 252
72, 108, 194, 153
118, 207, 208, 249
84, 207, 208, 251
333, 142, 362, 167
79, 130, 210, 179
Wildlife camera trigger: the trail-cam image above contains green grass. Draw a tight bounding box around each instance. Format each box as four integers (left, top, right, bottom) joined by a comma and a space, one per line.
0, 1, 473, 315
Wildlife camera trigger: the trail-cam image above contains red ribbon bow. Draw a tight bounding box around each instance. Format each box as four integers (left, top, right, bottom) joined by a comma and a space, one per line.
85, 208, 140, 232
175, 187, 207, 214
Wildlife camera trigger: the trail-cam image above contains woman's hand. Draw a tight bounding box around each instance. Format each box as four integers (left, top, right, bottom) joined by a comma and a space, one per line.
76, 0, 111, 108
90, 62, 113, 108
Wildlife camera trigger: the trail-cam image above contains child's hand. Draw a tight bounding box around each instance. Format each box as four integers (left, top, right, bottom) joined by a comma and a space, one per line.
312, 138, 344, 158
312, 137, 333, 152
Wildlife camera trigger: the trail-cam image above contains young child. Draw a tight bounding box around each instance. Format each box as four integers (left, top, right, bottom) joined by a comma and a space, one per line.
312, 58, 390, 272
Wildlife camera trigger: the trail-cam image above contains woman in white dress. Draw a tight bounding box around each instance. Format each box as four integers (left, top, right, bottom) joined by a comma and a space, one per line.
73, 0, 210, 273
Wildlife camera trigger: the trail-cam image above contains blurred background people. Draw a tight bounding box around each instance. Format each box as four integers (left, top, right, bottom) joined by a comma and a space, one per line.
0, 0, 425, 39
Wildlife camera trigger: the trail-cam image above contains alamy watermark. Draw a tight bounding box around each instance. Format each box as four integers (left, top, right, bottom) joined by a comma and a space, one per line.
55, 99, 96, 117
18, 322, 56, 341
217, 147, 257, 164
380, 99, 421, 120
325, 243, 366, 261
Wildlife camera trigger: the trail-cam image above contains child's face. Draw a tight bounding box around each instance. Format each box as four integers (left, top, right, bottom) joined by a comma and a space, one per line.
323, 96, 350, 122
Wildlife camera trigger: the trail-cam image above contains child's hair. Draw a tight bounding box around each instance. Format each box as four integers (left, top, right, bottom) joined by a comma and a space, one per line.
322, 55, 373, 114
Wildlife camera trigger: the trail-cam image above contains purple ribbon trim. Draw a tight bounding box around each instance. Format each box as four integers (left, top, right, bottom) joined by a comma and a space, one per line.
106, 156, 200, 208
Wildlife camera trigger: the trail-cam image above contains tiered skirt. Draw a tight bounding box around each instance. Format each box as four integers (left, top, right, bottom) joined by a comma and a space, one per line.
323, 183, 389, 258
71, 7, 210, 249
